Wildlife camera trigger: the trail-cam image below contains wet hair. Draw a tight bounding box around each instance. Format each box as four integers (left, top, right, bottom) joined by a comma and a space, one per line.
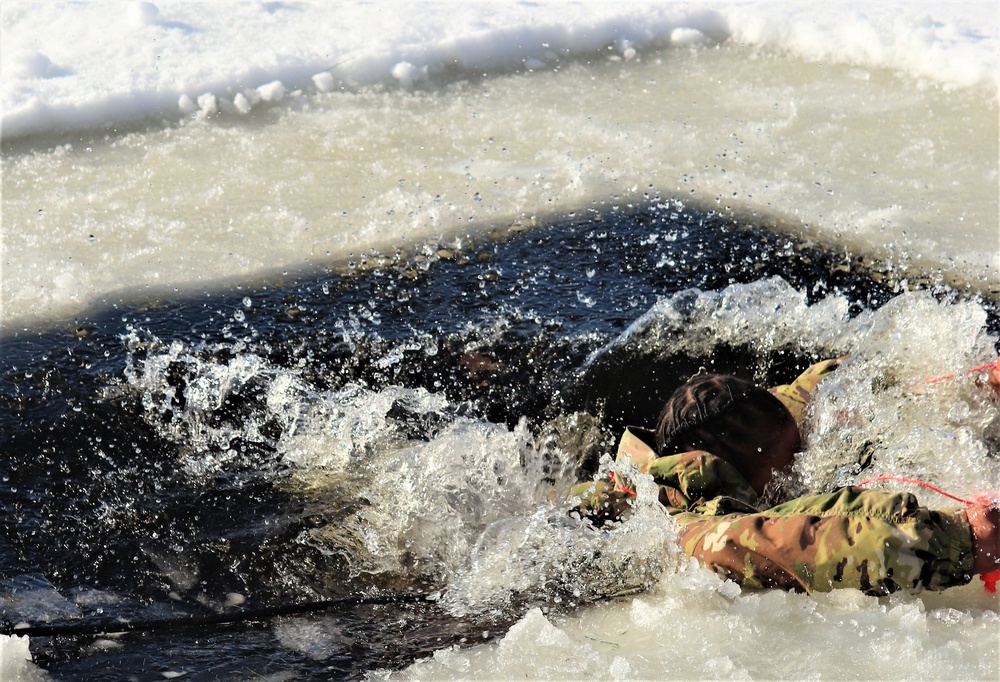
655, 374, 801, 492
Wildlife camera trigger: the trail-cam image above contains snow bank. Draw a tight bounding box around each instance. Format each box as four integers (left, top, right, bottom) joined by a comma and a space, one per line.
2, 1, 996, 139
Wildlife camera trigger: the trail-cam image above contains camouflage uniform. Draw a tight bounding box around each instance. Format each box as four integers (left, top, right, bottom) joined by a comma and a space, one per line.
767, 356, 845, 429
572, 361, 977, 595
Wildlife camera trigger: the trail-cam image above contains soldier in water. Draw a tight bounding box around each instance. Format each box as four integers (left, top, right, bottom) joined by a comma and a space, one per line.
571, 358, 1000, 594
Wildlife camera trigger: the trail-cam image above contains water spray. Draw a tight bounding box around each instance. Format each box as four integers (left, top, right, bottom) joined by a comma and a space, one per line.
923, 357, 1000, 386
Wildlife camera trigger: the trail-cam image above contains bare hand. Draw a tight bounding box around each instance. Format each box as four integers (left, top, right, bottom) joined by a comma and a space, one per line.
987, 362, 1000, 399
967, 503, 1000, 575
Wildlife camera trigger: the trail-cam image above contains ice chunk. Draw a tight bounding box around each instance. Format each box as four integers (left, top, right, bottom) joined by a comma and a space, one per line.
232, 92, 252, 114
0, 635, 47, 682
127, 1, 159, 27
7, 51, 68, 79
391, 62, 428, 87
670, 27, 709, 46
312, 71, 335, 92
499, 608, 572, 651
256, 80, 286, 102
196, 92, 218, 117
177, 93, 197, 114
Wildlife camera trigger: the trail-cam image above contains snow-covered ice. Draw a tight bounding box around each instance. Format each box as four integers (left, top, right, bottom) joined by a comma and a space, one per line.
3, 2, 996, 139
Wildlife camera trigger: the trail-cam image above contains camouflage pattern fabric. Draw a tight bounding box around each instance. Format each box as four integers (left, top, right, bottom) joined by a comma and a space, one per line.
571, 425, 976, 594
769, 356, 848, 428
676, 488, 973, 594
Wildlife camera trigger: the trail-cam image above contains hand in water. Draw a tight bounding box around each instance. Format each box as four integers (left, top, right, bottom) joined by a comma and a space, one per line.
987, 362, 1000, 399
967, 502, 1000, 576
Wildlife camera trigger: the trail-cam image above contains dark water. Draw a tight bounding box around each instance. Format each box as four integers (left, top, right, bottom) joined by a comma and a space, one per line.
2, 203, 997, 680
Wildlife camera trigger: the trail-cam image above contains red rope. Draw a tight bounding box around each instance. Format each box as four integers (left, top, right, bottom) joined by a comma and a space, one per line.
901, 355, 1000, 590
608, 472, 637, 497
855, 475, 978, 506
924, 357, 1000, 385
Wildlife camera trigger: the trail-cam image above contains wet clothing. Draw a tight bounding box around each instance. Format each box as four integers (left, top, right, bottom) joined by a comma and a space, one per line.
571, 426, 976, 594
768, 356, 845, 428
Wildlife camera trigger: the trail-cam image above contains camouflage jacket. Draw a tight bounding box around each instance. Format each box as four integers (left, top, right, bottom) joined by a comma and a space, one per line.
571, 426, 975, 594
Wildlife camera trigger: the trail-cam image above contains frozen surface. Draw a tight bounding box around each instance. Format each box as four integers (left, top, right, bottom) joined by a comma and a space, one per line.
3, 1, 997, 138
2, 1, 999, 327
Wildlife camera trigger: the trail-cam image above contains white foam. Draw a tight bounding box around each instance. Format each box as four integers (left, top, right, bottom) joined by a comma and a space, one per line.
592, 276, 857, 364
800, 290, 1000, 494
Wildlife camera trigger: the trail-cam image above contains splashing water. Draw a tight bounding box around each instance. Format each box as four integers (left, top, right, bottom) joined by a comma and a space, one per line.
4, 203, 998, 679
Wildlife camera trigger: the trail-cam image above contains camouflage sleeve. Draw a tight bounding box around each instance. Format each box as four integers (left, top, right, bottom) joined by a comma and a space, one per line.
676, 487, 975, 594
644, 451, 759, 511
769, 356, 849, 427
571, 450, 760, 523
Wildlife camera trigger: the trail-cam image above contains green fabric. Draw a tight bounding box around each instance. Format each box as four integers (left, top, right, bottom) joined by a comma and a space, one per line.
676, 487, 974, 593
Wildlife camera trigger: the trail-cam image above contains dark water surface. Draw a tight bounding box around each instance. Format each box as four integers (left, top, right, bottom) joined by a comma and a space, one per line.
2, 204, 997, 680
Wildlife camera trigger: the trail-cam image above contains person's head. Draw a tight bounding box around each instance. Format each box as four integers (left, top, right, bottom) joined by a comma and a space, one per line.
655, 374, 801, 494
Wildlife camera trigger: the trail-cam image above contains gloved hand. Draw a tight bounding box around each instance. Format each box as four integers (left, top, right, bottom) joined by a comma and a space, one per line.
569, 479, 635, 526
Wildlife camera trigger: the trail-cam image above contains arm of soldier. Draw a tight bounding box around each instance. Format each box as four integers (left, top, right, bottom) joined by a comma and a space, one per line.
769, 355, 850, 426
675, 488, 976, 594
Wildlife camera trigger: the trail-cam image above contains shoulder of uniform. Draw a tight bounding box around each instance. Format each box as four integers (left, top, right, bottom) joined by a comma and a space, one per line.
616, 426, 658, 470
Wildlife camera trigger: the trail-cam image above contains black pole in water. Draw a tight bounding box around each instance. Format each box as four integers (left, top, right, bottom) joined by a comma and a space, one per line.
0, 592, 433, 638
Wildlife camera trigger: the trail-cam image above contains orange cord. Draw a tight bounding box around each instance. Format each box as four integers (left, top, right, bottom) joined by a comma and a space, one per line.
924, 357, 1000, 385
608, 471, 637, 497
855, 475, 978, 506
